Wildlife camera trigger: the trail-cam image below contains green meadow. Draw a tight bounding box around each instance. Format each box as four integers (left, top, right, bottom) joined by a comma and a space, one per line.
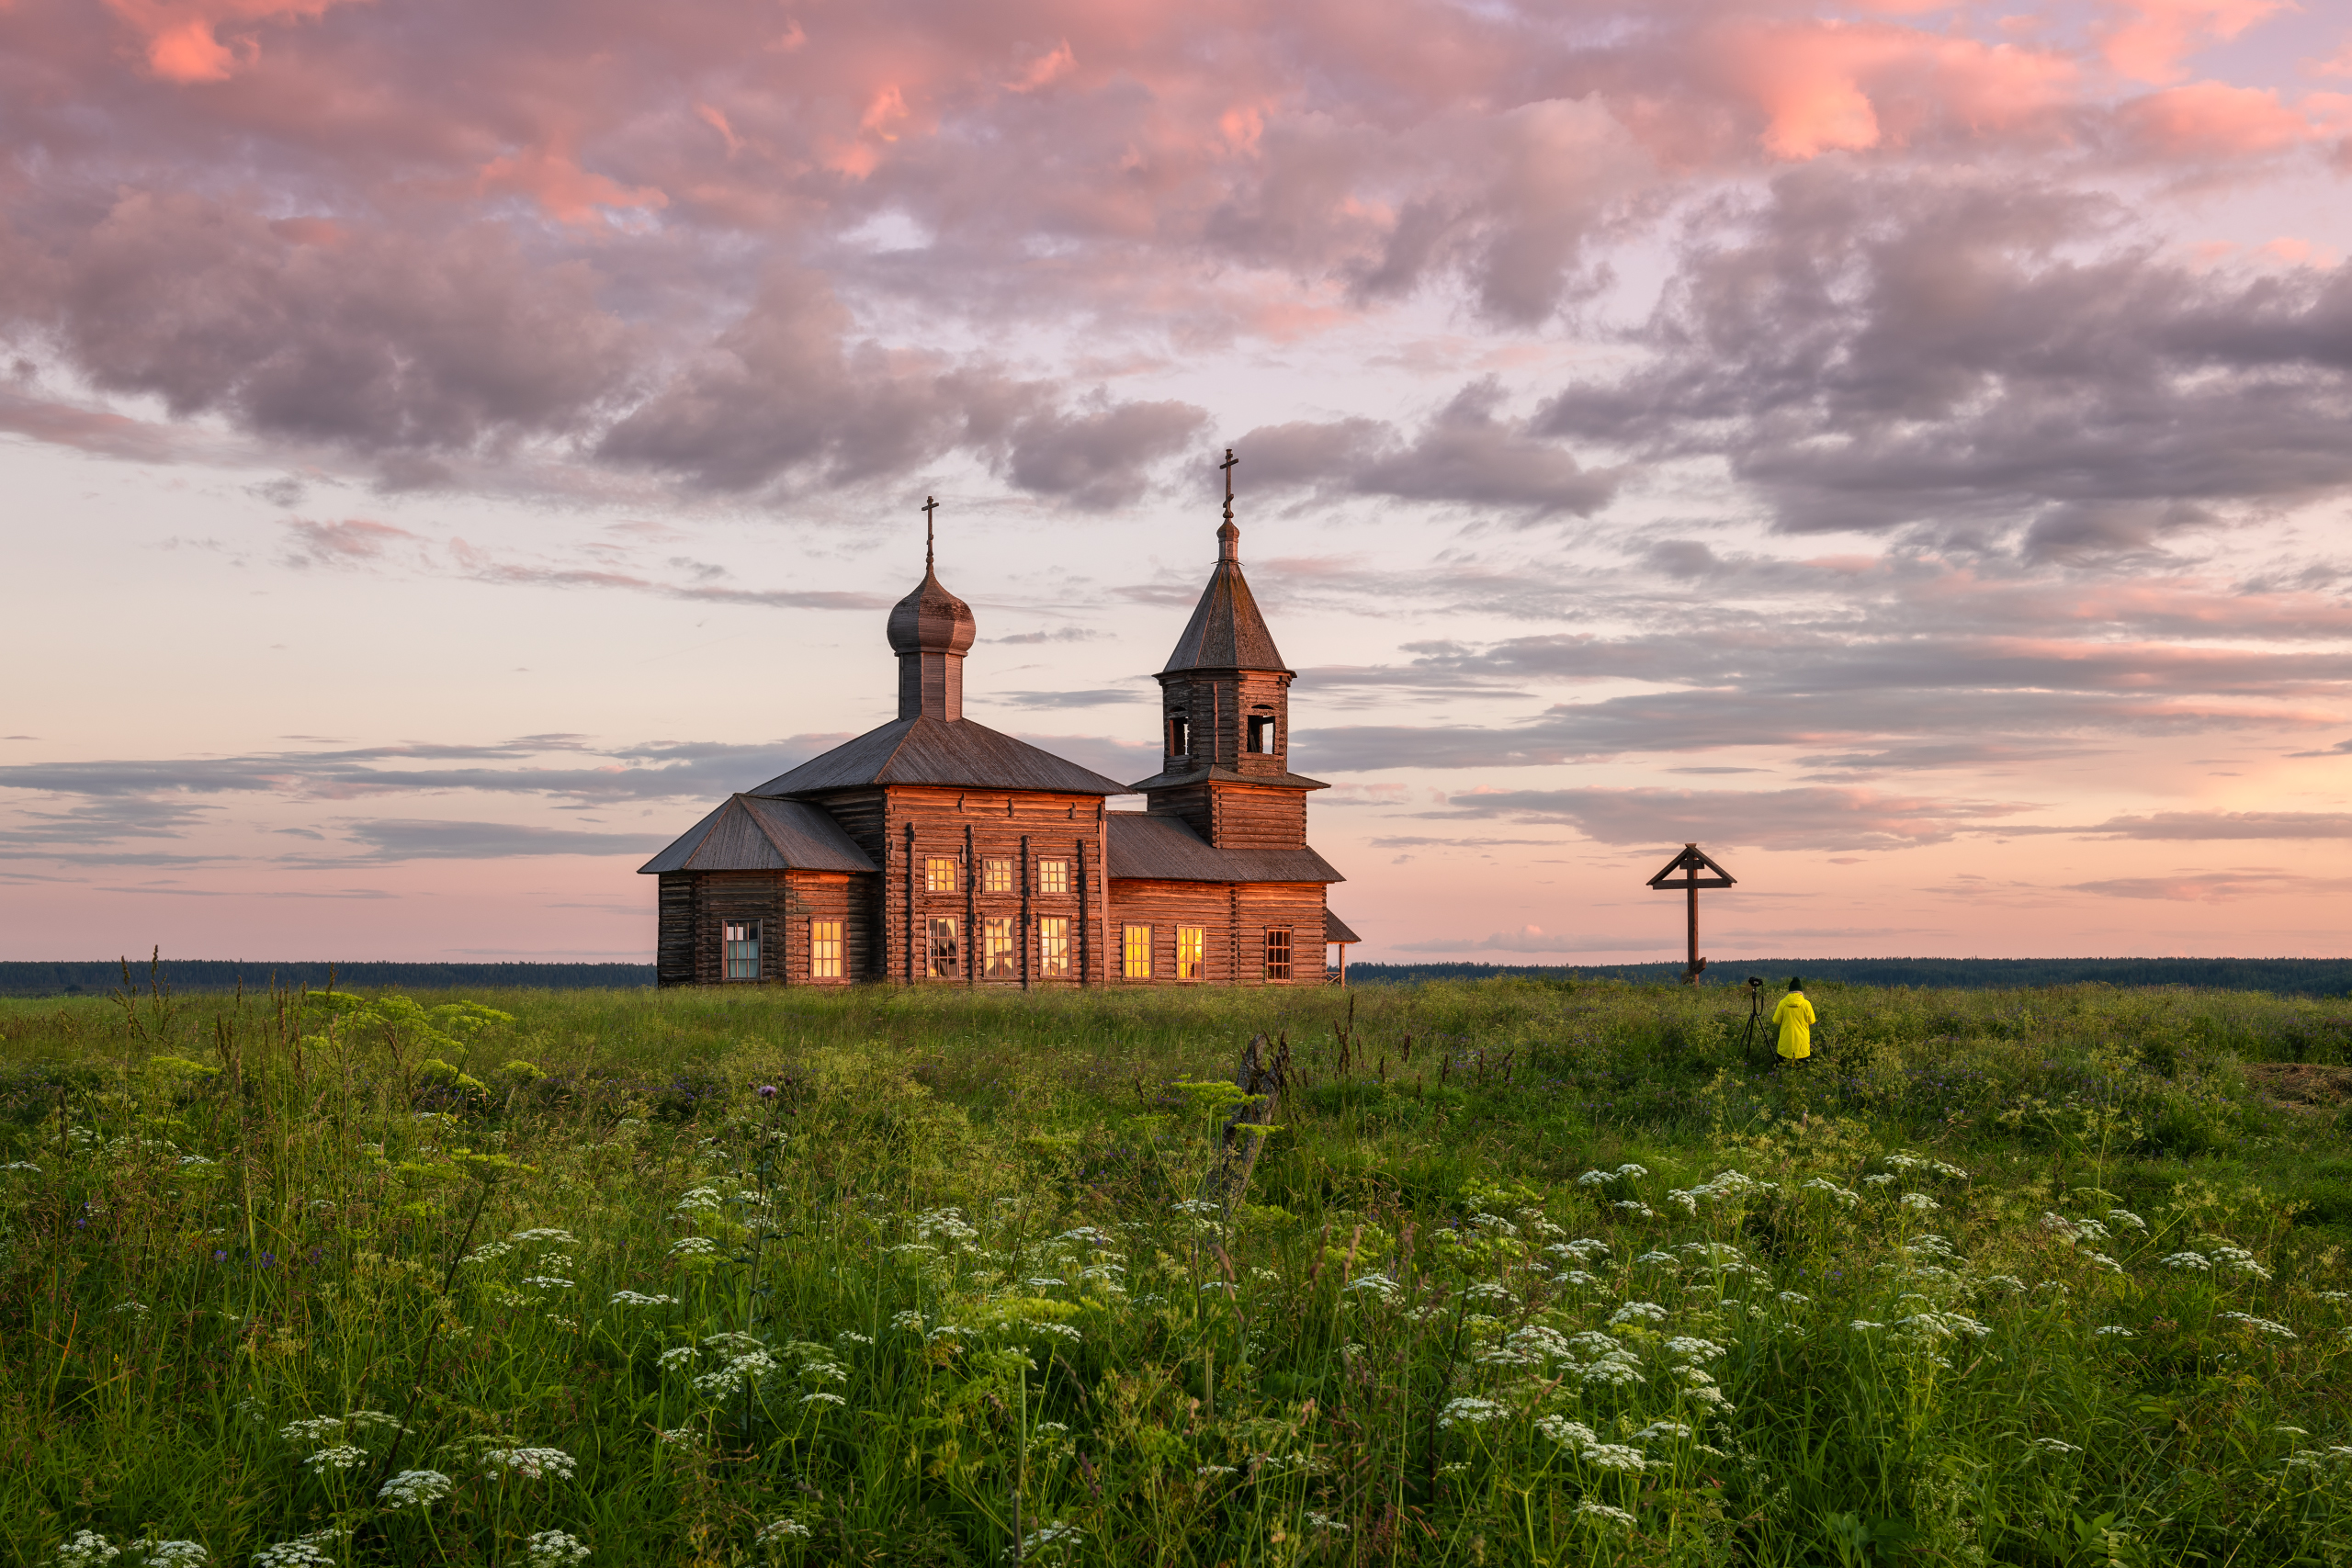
6, 975, 2352, 1567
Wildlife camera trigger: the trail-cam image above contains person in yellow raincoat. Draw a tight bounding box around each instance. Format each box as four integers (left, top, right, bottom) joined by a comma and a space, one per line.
1771, 977, 1816, 1063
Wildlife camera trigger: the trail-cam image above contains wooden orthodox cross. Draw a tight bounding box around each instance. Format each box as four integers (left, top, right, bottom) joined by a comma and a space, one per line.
922, 495, 939, 572
1220, 447, 1238, 523
1646, 842, 1736, 984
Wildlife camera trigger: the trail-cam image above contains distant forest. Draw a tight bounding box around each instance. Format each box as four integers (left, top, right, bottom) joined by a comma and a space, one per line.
1348, 957, 2352, 996
0, 960, 657, 998
1, 954, 2346, 998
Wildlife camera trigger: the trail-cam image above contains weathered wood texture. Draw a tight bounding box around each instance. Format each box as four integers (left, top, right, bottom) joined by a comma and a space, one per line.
1155, 671, 1297, 779
875, 786, 1111, 986
1105, 878, 1327, 985
655, 870, 866, 987
1143, 783, 1308, 851
1199, 1031, 1291, 1213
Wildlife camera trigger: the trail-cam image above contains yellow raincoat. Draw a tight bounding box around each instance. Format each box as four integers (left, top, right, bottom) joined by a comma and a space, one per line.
1772, 990, 1816, 1059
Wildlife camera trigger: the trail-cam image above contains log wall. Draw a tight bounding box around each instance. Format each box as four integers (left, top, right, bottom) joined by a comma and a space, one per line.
1105, 879, 1329, 985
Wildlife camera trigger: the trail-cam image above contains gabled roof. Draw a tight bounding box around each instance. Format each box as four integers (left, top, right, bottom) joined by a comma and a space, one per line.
1104, 812, 1343, 885
639, 795, 878, 875
1127, 762, 1329, 793
1324, 910, 1363, 944
749, 715, 1128, 797
1163, 557, 1287, 673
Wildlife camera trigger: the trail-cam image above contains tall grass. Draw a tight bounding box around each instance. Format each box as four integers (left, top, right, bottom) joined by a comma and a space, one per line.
4, 976, 2351, 1565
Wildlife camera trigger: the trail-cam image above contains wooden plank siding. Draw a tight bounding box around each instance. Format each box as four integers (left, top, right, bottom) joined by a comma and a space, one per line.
655, 870, 864, 987
1145, 783, 1307, 852
871, 785, 1111, 987
1107, 879, 1328, 985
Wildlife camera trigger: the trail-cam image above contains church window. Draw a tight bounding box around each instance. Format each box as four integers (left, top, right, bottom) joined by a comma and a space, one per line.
927, 917, 960, 978
1168, 713, 1190, 756
724, 920, 761, 980
1247, 714, 1276, 754
1176, 925, 1206, 980
808, 919, 842, 981
1038, 917, 1069, 977
1036, 859, 1069, 895
981, 857, 1014, 894
926, 856, 959, 893
983, 918, 1017, 978
1262, 928, 1292, 981
1123, 924, 1153, 980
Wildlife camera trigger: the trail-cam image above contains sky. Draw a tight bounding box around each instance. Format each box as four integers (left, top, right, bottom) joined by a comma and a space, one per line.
2, 0, 2349, 966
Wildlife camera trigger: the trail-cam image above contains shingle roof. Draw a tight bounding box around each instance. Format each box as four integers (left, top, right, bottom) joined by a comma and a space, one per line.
750, 716, 1128, 797
1324, 910, 1363, 944
638, 795, 878, 875
1104, 812, 1343, 885
1163, 557, 1287, 673
1127, 762, 1329, 793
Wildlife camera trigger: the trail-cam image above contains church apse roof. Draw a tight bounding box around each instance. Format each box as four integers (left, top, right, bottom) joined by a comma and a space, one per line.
639, 795, 879, 875
749, 715, 1129, 797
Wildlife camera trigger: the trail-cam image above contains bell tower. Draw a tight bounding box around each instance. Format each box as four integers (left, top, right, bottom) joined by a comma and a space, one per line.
1135, 450, 1326, 848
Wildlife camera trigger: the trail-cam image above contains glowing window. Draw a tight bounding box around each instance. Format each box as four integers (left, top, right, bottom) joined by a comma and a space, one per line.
724, 920, 760, 980
1262, 927, 1292, 981
927, 917, 960, 979
984, 917, 1017, 979
982, 857, 1014, 894
1037, 917, 1069, 978
1176, 925, 1206, 981
808, 919, 842, 981
925, 856, 959, 894
1123, 924, 1153, 980
1036, 859, 1069, 896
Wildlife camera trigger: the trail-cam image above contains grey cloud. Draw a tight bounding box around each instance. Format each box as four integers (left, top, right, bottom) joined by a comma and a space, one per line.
988, 690, 1148, 711
989, 628, 1104, 645
599, 270, 1046, 491
2064, 871, 2352, 903
2049, 811, 2352, 840
1234, 379, 1617, 517
0, 737, 844, 813
53, 193, 637, 468
284, 518, 423, 568
1538, 171, 2352, 539
1430, 784, 2030, 852
328, 819, 673, 861
1006, 399, 1207, 510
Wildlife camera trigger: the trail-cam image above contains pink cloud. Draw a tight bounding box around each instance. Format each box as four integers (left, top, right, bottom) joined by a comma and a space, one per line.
478, 146, 669, 226
1703, 20, 2076, 161
100, 0, 363, 84
2097, 0, 2294, 86
2117, 80, 2314, 156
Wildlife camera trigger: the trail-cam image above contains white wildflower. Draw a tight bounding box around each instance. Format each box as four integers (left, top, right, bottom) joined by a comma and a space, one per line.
524, 1530, 590, 1567
1610, 1302, 1668, 1325
609, 1291, 678, 1307
1664, 1336, 1726, 1360
2107, 1209, 2147, 1232
1576, 1502, 1637, 1525
127, 1545, 207, 1568
1008, 1522, 1084, 1560
1580, 1443, 1652, 1472
755, 1518, 813, 1544
252, 1533, 336, 1568
1635, 1421, 1694, 1441
301, 1445, 367, 1472
279, 1417, 344, 1443
1900, 1193, 1939, 1213
481, 1447, 577, 1482
657, 1346, 697, 1369
669, 1236, 719, 1258
2093, 1325, 2136, 1338
1535, 1415, 1600, 1447
1777, 1291, 1811, 1305
2220, 1312, 2297, 1339
1438, 1396, 1510, 1427
55, 1533, 121, 1567
377, 1470, 454, 1508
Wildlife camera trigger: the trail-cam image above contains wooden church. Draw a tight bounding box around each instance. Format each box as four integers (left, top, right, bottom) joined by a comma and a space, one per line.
639, 456, 1357, 987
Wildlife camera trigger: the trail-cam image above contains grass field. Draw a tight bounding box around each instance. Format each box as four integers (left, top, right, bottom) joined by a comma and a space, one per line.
6, 975, 2352, 1567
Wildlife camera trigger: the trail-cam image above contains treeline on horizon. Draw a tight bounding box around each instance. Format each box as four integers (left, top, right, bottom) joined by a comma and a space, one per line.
1349, 955, 2352, 995
2, 953, 2350, 997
